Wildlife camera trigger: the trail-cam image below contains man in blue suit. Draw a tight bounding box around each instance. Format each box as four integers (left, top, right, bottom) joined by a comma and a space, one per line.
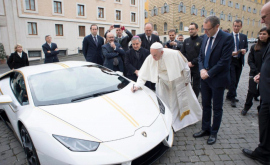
82, 24, 104, 65
42, 35, 59, 63
193, 16, 234, 145
226, 20, 248, 107
102, 32, 125, 72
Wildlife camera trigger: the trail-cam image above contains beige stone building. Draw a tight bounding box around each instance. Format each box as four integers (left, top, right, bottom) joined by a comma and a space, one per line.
144, 0, 266, 42
0, 0, 145, 60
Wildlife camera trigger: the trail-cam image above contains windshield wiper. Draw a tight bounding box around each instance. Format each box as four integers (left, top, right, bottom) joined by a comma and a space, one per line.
71, 90, 118, 102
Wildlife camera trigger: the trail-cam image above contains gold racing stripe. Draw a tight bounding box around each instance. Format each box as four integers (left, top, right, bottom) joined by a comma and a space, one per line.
102, 96, 139, 127
54, 63, 69, 68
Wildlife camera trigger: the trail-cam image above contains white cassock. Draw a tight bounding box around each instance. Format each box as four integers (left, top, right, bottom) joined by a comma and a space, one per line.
135, 48, 202, 132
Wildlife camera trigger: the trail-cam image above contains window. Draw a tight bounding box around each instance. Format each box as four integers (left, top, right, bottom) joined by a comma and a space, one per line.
144, 9, 148, 19
178, 2, 186, 13
201, 7, 207, 17
79, 26, 85, 37
98, 7, 104, 18
247, 18, 250, 25
251, 32, 253, 38
235, 3, 239, 9
116, 10, 121, 20
99, 27, 105, 38
248, 7, 251, 12
152, 6, 158, 16
253, 8, 257, 14
77, 4, 84, 16
242, 16, 244, 24
54, 1, 62, 14
220, 11, 225, 20
10, 72, 29, 105
58, 50, 66, 56
55, 24, 63, 36
191, 5, 197, 15
131, 0, 135, 5
201, 25, 204, 33
131, 30, 136, 36
210, 0, 216, 2
162, 3, 169, 14
25, 0, 35, 10
154, 24, 157, 31
252, 19, 255, 26
246, 31, 248, 37
210, 9, 215, 16
28, 22, 37, 35
243, 5, 246, 11
228, 1, 233, 7
131, 12, 136, 22
220, 0, 226, 5
164, 22, 167, 32
179, 22, 183, 31
258, 20, 261, 27
228, 13, 232, 21
28, 50, 41, 57
115, 0, 121, 2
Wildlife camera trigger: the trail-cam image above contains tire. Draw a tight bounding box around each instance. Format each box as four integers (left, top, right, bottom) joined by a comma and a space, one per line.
20, 125, 40, 165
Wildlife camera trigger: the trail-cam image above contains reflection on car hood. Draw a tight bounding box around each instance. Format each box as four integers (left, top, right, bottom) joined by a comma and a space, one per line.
39, 84, 161, 142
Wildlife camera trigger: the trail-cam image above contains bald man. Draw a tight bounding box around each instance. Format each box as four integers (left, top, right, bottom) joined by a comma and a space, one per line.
242, 2, 270, 164
102, 32, 125, 72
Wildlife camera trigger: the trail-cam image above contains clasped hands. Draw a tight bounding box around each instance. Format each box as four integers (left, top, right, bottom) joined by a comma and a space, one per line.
47, 48, 58, 53
200, 69, 209, 80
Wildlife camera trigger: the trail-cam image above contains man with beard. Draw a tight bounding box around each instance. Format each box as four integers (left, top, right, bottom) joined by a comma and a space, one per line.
181, 23, 202, 97
165, 29, 183, 51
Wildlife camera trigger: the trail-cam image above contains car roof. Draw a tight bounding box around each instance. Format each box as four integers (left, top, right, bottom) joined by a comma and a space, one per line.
0, 61, 96, 78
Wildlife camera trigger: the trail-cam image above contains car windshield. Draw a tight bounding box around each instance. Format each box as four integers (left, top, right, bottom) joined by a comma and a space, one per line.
28, 65, 130, 106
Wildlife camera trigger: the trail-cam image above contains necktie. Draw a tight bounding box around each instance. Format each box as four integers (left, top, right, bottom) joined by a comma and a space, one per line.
94, 36, 98, 46
147, 36, 151, 44
204, 37, 214, 69
118, 38, 122, 44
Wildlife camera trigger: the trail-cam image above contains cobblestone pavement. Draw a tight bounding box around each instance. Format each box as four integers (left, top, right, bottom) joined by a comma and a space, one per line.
0, 46, 262, 164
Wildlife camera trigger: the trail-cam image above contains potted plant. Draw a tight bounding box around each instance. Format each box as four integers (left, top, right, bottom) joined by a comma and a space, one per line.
0, 43, 7, 64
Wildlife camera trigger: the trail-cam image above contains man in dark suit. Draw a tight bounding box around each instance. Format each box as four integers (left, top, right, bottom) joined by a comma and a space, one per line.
82, 24, 104, 65
102, 32, 125, 72
125, 36, 151, 88
137, 23, 161, 51
42, 35, 59, 63
137, 23, 160, 90
104, 25, 133, 52
193, 16, 234, 145
242, 2, 270, 164
165, 29, 183, 51
181, 23, 203, 97
226, 20, 248, 107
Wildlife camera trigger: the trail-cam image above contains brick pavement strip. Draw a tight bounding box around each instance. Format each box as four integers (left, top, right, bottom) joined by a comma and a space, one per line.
0, 50, 262, 164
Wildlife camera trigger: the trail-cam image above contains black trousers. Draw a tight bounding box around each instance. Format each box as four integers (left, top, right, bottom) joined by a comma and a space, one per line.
201, 80, 225, 135
191, 67, 200, 98
244, 92, 261, 112
254, 101, 270, 161
227, 59, 243, 99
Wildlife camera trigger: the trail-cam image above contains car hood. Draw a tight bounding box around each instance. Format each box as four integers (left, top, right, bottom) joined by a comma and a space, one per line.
39, 84, 161, 142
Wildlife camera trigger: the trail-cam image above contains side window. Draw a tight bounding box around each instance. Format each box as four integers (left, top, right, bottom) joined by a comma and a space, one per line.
10, 72, 29, 105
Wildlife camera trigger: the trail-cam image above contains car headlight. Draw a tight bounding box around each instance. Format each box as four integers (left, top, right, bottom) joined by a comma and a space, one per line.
156, 96, 165, 114
53, 135, 100, 152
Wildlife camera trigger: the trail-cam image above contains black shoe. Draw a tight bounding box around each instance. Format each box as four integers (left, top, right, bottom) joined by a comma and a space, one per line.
241, 109, 248, 116
234, 98, 239, 102
193, 130, 210, 138
231, 100, 236, 107
254, 97, 259, 101
226, 97, 239, 102
207, 134, 217, 145
242, 149, 270, 165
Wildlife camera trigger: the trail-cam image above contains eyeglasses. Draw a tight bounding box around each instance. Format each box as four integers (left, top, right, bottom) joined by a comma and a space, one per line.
203, 27, 214, 32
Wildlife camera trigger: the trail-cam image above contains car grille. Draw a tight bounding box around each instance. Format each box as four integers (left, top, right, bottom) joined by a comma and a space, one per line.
131, 142, 169, 165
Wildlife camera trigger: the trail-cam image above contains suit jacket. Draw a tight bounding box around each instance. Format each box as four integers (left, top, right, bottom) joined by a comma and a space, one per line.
102, 42, 125, 72
165, 40, 183, 51
125, 48, 150, 78
7, 51, 29, 69
198, 30, 234, 88
82, 35, 104, 65
42, 42, 59, 63
137, 33, 161, 50
259, 43, 270, 103
104, 30, 133, 52
231, 33, 248, 66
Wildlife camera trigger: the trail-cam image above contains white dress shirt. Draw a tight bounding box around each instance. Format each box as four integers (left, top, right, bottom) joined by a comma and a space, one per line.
17, 52, 22, 58
205, 29, 220, 55
232, 31, 240, 57
145, 34, 151, 42
47, 42, 51, 48
91, 34, 98, 43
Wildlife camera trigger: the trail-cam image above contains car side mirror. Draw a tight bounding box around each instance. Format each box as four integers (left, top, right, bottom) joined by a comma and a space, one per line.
0, 95, 13, 106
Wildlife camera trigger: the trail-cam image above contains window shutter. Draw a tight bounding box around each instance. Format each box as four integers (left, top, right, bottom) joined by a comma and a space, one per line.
166, 5, 169, 13
183, 6, 186, 13
156, 8, 158, 16
146, 11, 148, 18
161, 6, 164, 14
195, 9, 198, 15
151, 10, 154, 16
178, 4, 181, 12
205, 11, 207, 17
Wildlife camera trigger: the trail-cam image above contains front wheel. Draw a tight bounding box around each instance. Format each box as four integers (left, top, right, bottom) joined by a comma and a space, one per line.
20, 125, 40, 165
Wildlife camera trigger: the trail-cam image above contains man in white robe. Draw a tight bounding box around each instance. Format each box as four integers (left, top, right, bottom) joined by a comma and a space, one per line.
131, 42, 202, 132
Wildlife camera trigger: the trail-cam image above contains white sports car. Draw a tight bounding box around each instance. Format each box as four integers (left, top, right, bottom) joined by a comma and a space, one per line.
0, 61, 173, 165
